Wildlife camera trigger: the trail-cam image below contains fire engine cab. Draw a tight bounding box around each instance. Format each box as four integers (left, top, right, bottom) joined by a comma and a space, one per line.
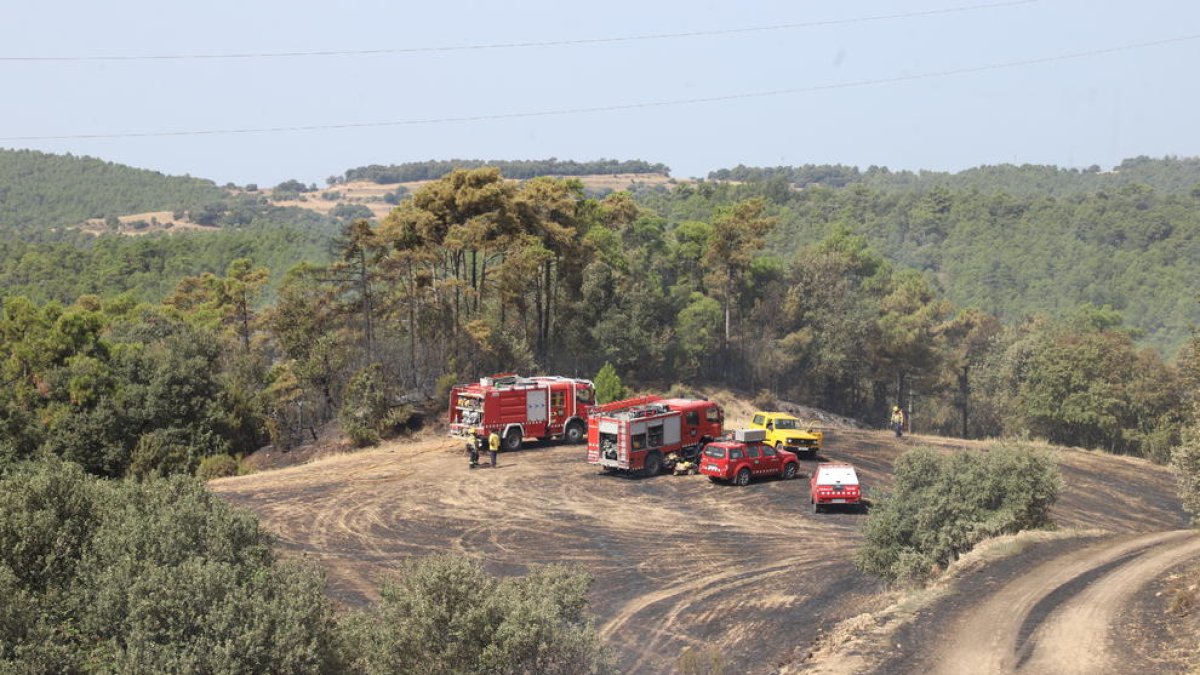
448, 373, 596, 451
587, 396, 724, 476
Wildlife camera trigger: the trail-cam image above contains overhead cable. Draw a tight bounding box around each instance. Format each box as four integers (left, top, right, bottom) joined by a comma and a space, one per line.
0, 0, 1036, 62
3, 32, 1196, 142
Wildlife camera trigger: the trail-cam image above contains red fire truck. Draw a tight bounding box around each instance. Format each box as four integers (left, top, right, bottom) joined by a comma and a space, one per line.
448, 373, 596, 451
586, 396, 724, 475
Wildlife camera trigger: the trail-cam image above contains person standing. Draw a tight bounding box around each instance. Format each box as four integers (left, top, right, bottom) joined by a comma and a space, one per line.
488, 430, 501, 467
468, 434, 482, 468
890, 406, 905, 437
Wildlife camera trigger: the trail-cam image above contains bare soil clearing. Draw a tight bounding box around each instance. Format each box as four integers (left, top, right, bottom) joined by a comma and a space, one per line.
268, 173, 681, 221
211, 429, 1188, 674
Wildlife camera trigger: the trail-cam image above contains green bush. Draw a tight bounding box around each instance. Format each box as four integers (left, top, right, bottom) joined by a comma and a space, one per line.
594, 363, 626, 404
1172, 423, 1200, 526
339, 365, 389, 447
128, 428, 195, 479
854, 442, 1061, 584
195, 454, 238, 481
339, 556, 616, 675
434, 372, 459, 408
0, 458, 338, 673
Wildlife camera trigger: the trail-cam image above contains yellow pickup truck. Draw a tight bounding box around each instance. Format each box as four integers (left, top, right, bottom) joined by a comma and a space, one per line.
749, 412, 822, 458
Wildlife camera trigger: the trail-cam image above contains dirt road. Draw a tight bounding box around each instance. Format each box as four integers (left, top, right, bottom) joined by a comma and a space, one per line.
211, 430, 1187, 674
874, 531, 1200, 675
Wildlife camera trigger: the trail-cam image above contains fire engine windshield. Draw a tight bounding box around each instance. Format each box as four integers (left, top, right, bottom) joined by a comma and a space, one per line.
773, 418, 799, 430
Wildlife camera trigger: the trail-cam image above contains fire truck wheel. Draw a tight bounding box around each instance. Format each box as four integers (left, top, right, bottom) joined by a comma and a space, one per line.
735, 468, 751, 487
564, 420, 585, 444
642, 452, 663, 477
783, 462, 797, 480
503, 429, 522, 451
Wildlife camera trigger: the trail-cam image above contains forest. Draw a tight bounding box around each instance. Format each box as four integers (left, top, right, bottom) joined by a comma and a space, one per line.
2, 153, 1200, 672
708, 155, 1200, 197
341, 158, 671, 184
0, 149, 227, 229
2, 164, 1198, 482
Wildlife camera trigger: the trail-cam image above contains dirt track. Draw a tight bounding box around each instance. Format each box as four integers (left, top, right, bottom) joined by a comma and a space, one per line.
211, 430, 1189, 674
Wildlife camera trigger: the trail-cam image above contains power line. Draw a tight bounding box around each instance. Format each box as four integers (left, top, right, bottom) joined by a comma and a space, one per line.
0, 0, 1036, 62
3, 32, 1196, 143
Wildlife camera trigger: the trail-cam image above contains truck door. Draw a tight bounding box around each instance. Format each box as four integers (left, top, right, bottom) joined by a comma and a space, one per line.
744, 444, 762, 475
550, 389, 566, 427
527, 389, 548, 423
684, 410, 700, 441
705, 404, 724, 437
760, 443, 781, 475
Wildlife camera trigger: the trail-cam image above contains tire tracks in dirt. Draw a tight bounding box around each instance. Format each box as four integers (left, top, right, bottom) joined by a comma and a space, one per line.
887, 530, 1200, 675
211, 431, 1188, 675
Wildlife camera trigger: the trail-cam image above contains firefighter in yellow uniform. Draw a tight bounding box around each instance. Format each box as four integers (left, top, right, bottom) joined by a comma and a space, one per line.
890, 406, 905, 438
488, 430, 501, 467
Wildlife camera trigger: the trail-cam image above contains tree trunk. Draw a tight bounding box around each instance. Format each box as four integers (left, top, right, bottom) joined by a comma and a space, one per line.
959, 364, 970, 438
359, 249, 373, 362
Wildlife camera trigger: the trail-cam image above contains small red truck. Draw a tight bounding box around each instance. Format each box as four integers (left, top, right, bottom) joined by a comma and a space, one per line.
698, 429, 801, 486
448, 373, 596, 451
809, 462, 862, 513
587, 396, 723, 475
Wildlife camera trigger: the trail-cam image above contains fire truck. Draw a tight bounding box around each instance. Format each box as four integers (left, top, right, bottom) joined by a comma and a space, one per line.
586, 396, 724, 475
448, 373, 596, 451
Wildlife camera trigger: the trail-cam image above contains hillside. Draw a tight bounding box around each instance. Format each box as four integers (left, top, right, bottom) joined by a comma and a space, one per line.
639, 162, 1200, 353
709, 155, 1200, 198
340, 158, 670, 184
211, 421, 1188, 674
0, 148, 227, 229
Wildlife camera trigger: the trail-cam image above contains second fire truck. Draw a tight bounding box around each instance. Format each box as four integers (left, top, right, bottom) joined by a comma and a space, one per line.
586, 396, 724, 475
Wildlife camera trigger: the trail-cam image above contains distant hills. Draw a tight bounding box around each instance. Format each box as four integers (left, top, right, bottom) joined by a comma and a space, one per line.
0, 149, 227, 230
708, 156, 1200, 198
340, 158, 670, 184
1, 149, 1197, 351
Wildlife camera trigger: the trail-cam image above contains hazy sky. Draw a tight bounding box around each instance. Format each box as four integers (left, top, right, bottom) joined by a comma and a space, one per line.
2, 0, 1198, 186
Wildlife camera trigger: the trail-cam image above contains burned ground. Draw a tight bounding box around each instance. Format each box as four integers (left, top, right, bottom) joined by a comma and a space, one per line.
211, 429, 1186, 674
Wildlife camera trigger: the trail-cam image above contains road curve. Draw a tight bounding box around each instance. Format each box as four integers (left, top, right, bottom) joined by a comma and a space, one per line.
916, 530, 1200, 675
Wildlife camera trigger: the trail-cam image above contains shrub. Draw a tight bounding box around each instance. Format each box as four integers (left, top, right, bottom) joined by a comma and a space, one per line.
594, 363, 626, 404
434, 373, 459, 408
195, 454, 238, 480
0, 458, 338, 673
678, 646, 725, 675
1172, 423, 1200, 525
128, 428, 194, 479
339, 556, 616, 675
854, 442, 1061, 584
339, 365, 389, 447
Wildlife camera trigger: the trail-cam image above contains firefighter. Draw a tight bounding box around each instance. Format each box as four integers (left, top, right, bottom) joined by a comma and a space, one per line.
468, 433, 482, 468
488, 430, 501, 467
890, 406, 905, 438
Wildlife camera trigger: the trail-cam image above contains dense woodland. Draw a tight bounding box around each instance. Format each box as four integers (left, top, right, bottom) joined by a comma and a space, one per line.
2, 151, 1200, 671
0, 149, 227, 229
0, 152, 1198, 473
1, 161, 1198, 478
341, 158, 670, 184
709, 155, 1200, 197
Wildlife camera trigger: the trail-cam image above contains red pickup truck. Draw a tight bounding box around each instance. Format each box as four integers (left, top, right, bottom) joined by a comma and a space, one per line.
699, 429, 800, 486
809, 462, 862, 513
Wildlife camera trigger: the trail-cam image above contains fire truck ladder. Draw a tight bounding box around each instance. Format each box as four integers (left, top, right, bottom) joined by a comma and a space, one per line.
590, 395, 663, 415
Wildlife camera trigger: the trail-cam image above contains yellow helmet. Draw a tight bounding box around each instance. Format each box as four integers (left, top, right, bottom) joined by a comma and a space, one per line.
893, 406, 900, 412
